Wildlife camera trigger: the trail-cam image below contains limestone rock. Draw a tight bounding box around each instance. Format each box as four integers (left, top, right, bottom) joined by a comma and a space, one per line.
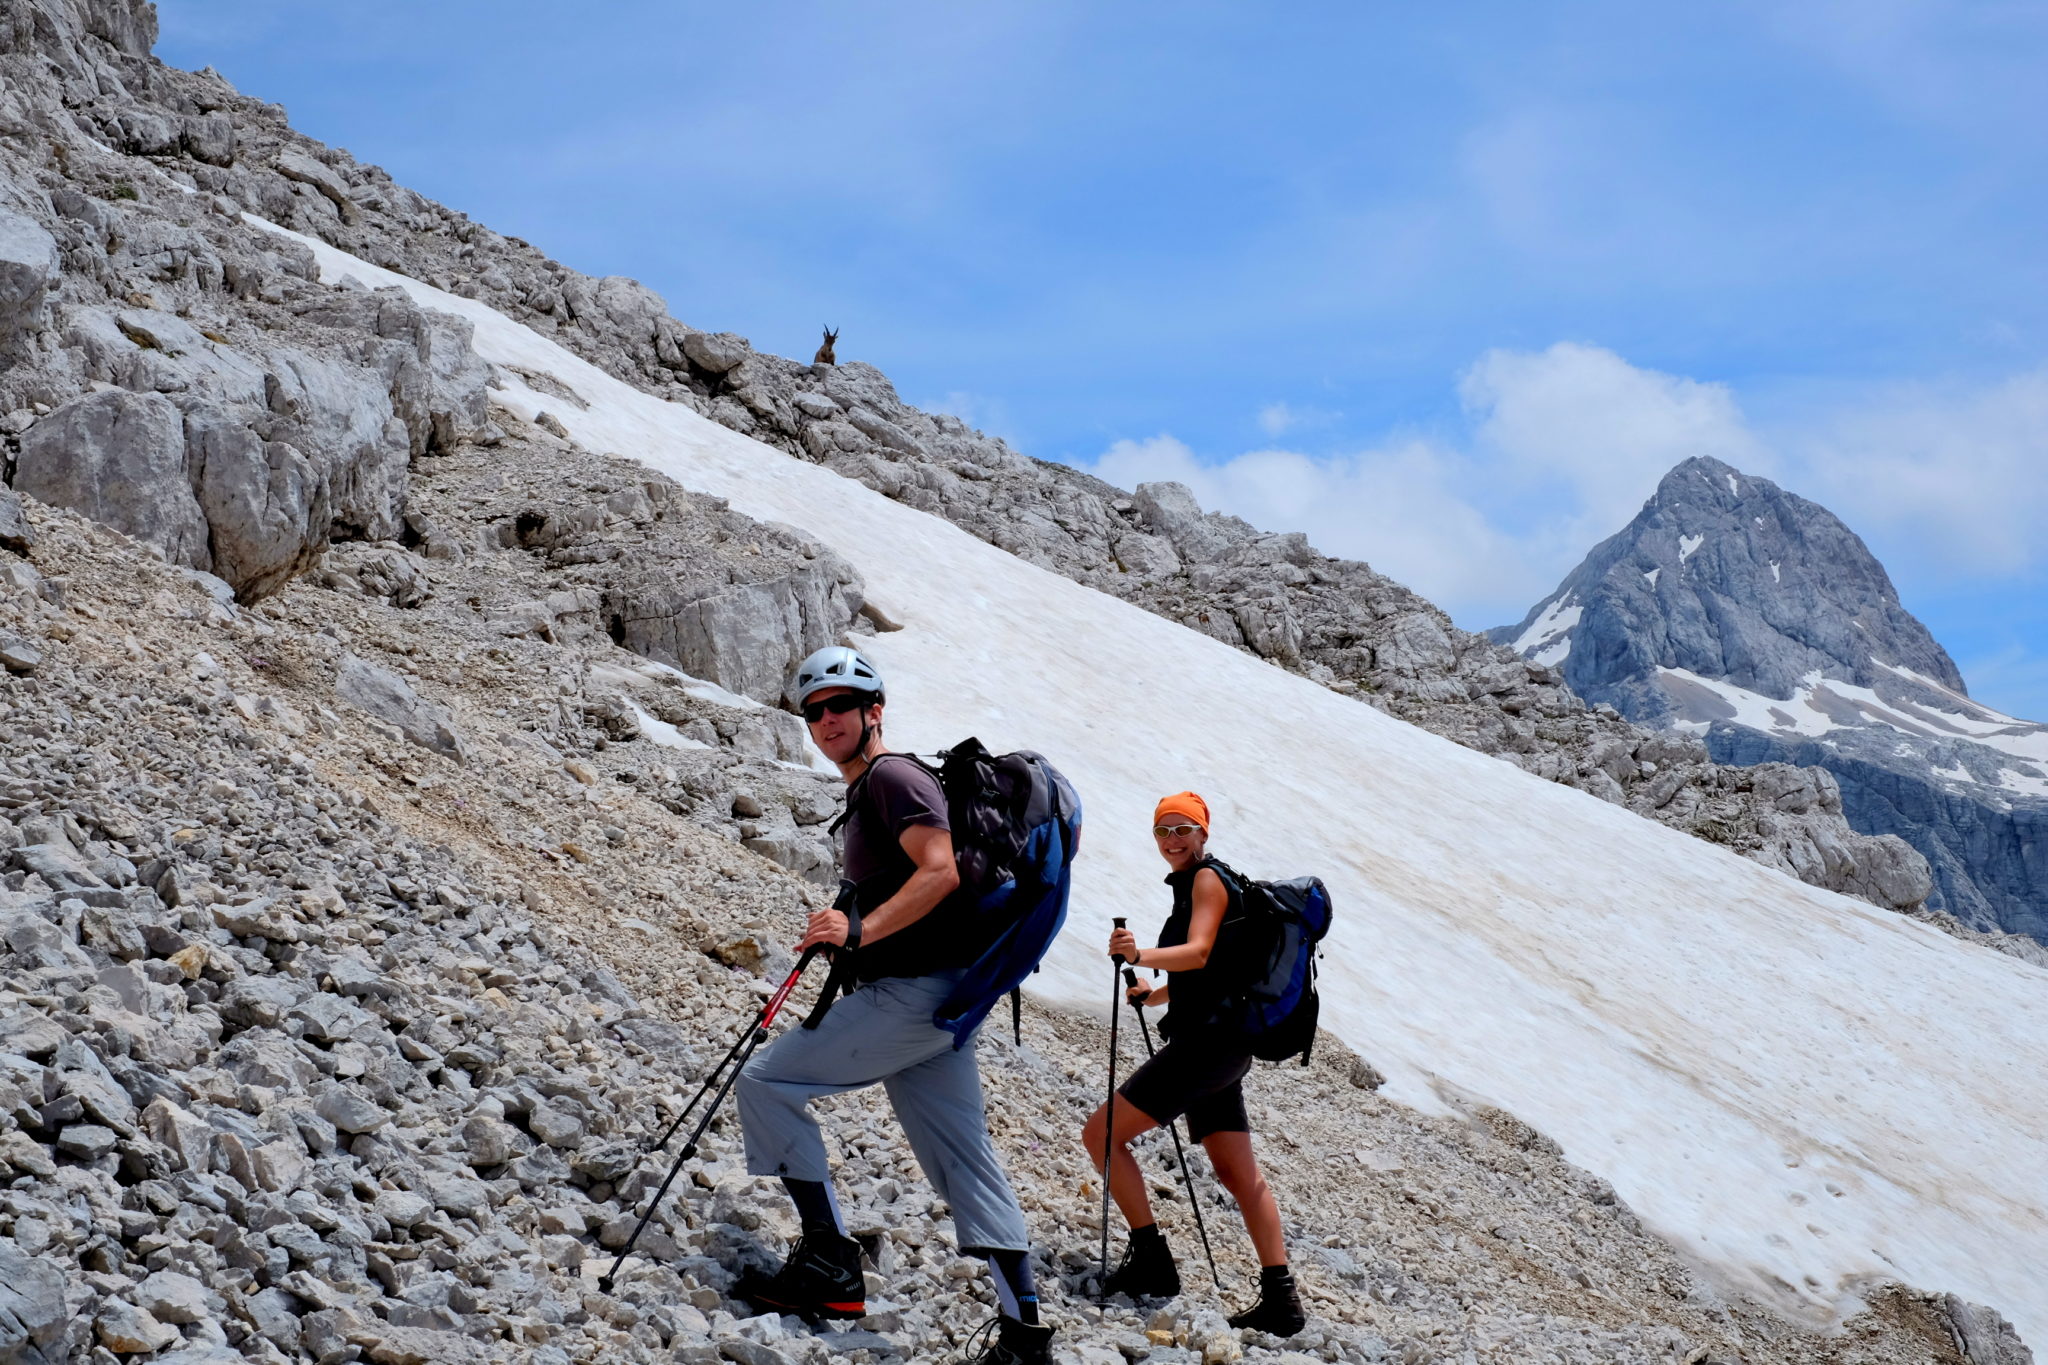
135, 1268, 213, 1324
297, 286, 490, 454
0, 1240, 66, 1363
275, 149, 355, 216
260, 346, 411, 543
0, 488, 32, 556
184, 402, 330, 600
0, 207, 59, 348
335, 652, 468, 760
96, 1300, 180, 1353
681, 329, 750, 374
602, 548, 862, 705
315, 1084, 389, 1134
348, 1323, 490, 1365
1944, 1295, 2034, 1365
13, 390, 210, 568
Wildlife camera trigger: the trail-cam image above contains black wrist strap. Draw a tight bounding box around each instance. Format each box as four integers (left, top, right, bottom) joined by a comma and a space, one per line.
843, 909, 863, 953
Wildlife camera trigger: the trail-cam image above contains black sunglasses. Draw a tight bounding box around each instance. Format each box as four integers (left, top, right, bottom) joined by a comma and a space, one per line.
802, 693, 874, 723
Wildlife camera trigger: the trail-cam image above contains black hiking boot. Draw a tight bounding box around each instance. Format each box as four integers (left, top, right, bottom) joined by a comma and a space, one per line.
733, 1232, 865, 1320
958, 1315, 1055, 1364
1100, 1227, 1180, 1300
1228, 1267, 1307, 1337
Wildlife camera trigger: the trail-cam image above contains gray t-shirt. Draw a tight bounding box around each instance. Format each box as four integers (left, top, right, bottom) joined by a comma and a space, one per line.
841, 754, 956, 982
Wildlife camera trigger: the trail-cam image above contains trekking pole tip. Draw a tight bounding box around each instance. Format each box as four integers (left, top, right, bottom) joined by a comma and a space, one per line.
596, 1272, 615, 1294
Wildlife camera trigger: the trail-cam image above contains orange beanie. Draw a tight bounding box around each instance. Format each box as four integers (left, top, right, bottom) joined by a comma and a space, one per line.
1153, 791, 1211, 831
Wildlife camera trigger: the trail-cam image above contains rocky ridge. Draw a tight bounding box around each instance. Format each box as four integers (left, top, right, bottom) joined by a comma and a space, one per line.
1488, 456, 2047, 945
0, 0, 1934, 919
1, 410, 2032, 1365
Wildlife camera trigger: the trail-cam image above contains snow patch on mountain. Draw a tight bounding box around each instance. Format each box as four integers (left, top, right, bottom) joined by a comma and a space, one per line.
1659, 666, 2048, 798
1511, 594, 1581, 655
250, 217, 2048, 1347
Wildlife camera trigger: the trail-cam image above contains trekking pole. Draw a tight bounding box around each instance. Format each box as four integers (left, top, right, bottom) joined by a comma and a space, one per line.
1124, 965, 1224, 1292
647, 1013, 762, 1153
599, 945, 824, 1293
1099, 917, 1127, 1298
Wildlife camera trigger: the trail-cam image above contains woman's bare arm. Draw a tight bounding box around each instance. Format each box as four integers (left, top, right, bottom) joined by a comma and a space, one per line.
1106, 867, 1227, 973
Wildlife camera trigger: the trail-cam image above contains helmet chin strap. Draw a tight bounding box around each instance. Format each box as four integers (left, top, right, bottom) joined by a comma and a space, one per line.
852, 706, 882, 772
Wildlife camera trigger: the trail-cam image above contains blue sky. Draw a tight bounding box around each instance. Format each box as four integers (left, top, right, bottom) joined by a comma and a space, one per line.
157, 1, 2048, 718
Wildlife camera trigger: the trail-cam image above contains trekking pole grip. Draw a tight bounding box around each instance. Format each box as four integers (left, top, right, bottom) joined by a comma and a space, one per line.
1111, 916, 1128, 966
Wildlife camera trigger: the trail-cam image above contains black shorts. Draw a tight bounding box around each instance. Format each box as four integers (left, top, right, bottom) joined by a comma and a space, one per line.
1118, 1037, 1254, 1142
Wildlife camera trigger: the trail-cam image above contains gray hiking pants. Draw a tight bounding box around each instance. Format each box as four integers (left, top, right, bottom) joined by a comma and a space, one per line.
735, 969, 1030, 1254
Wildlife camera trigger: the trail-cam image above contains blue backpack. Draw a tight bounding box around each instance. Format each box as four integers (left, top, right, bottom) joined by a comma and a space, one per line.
1205, 860, 1333, 1065
829, 741, 1082, 1048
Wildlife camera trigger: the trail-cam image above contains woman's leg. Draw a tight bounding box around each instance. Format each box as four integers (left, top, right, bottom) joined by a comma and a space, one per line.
1081, 1099, 1162, 1230
1201, 1130, 1286, 1267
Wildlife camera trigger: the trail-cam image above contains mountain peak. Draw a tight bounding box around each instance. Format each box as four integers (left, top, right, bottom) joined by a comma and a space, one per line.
1654, 454, 1753, 505
1491, 457, 1964, 717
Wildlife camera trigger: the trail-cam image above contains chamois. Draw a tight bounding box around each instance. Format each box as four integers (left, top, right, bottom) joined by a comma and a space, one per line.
813, 326, 838, 366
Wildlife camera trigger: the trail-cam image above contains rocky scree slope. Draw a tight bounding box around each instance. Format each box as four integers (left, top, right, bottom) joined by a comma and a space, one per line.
0, 0, 1933, 921
1, 413, 2034, 1365
1489, 456, 2047, 948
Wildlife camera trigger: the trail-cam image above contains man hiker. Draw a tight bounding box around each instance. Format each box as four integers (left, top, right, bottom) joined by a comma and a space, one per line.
732, 646, 1055, 1364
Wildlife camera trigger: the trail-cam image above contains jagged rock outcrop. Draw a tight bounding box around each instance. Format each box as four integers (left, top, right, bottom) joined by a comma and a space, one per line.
13, 386, 208, 563
1491, 456, 2046, 943
0, 18, 493, 602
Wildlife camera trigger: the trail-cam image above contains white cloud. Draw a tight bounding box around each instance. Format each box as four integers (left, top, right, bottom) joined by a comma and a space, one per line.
1256, 401, 1340, 438
1795, 367, 2048, 579
1461, 342, 1772, 539
1083, 435, 1543, 622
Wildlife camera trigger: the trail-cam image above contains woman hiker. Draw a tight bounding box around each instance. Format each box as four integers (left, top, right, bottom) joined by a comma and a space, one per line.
1079, 791, 1307, 1337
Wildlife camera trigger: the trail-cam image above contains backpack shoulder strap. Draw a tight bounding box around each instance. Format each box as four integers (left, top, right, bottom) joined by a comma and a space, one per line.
1198, 856, 1247, 909
826, 751, 931, 837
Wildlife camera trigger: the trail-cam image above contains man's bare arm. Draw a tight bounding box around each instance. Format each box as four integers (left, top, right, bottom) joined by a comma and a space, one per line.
798, 823, 958, 950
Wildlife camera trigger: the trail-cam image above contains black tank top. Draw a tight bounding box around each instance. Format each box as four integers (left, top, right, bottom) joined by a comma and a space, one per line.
1157, 857, 1240, 1038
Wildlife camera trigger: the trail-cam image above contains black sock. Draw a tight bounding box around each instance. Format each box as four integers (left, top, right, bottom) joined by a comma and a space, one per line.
781, 1177, 846, 1238
987, 1248, 1039, 1325
1131, 1223, 1165, 1247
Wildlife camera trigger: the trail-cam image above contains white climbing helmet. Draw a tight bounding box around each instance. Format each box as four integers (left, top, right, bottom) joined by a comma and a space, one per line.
792, 646, 884, 705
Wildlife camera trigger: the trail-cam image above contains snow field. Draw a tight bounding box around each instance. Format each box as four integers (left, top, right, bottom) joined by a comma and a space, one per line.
261, 220, 2048, 1347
